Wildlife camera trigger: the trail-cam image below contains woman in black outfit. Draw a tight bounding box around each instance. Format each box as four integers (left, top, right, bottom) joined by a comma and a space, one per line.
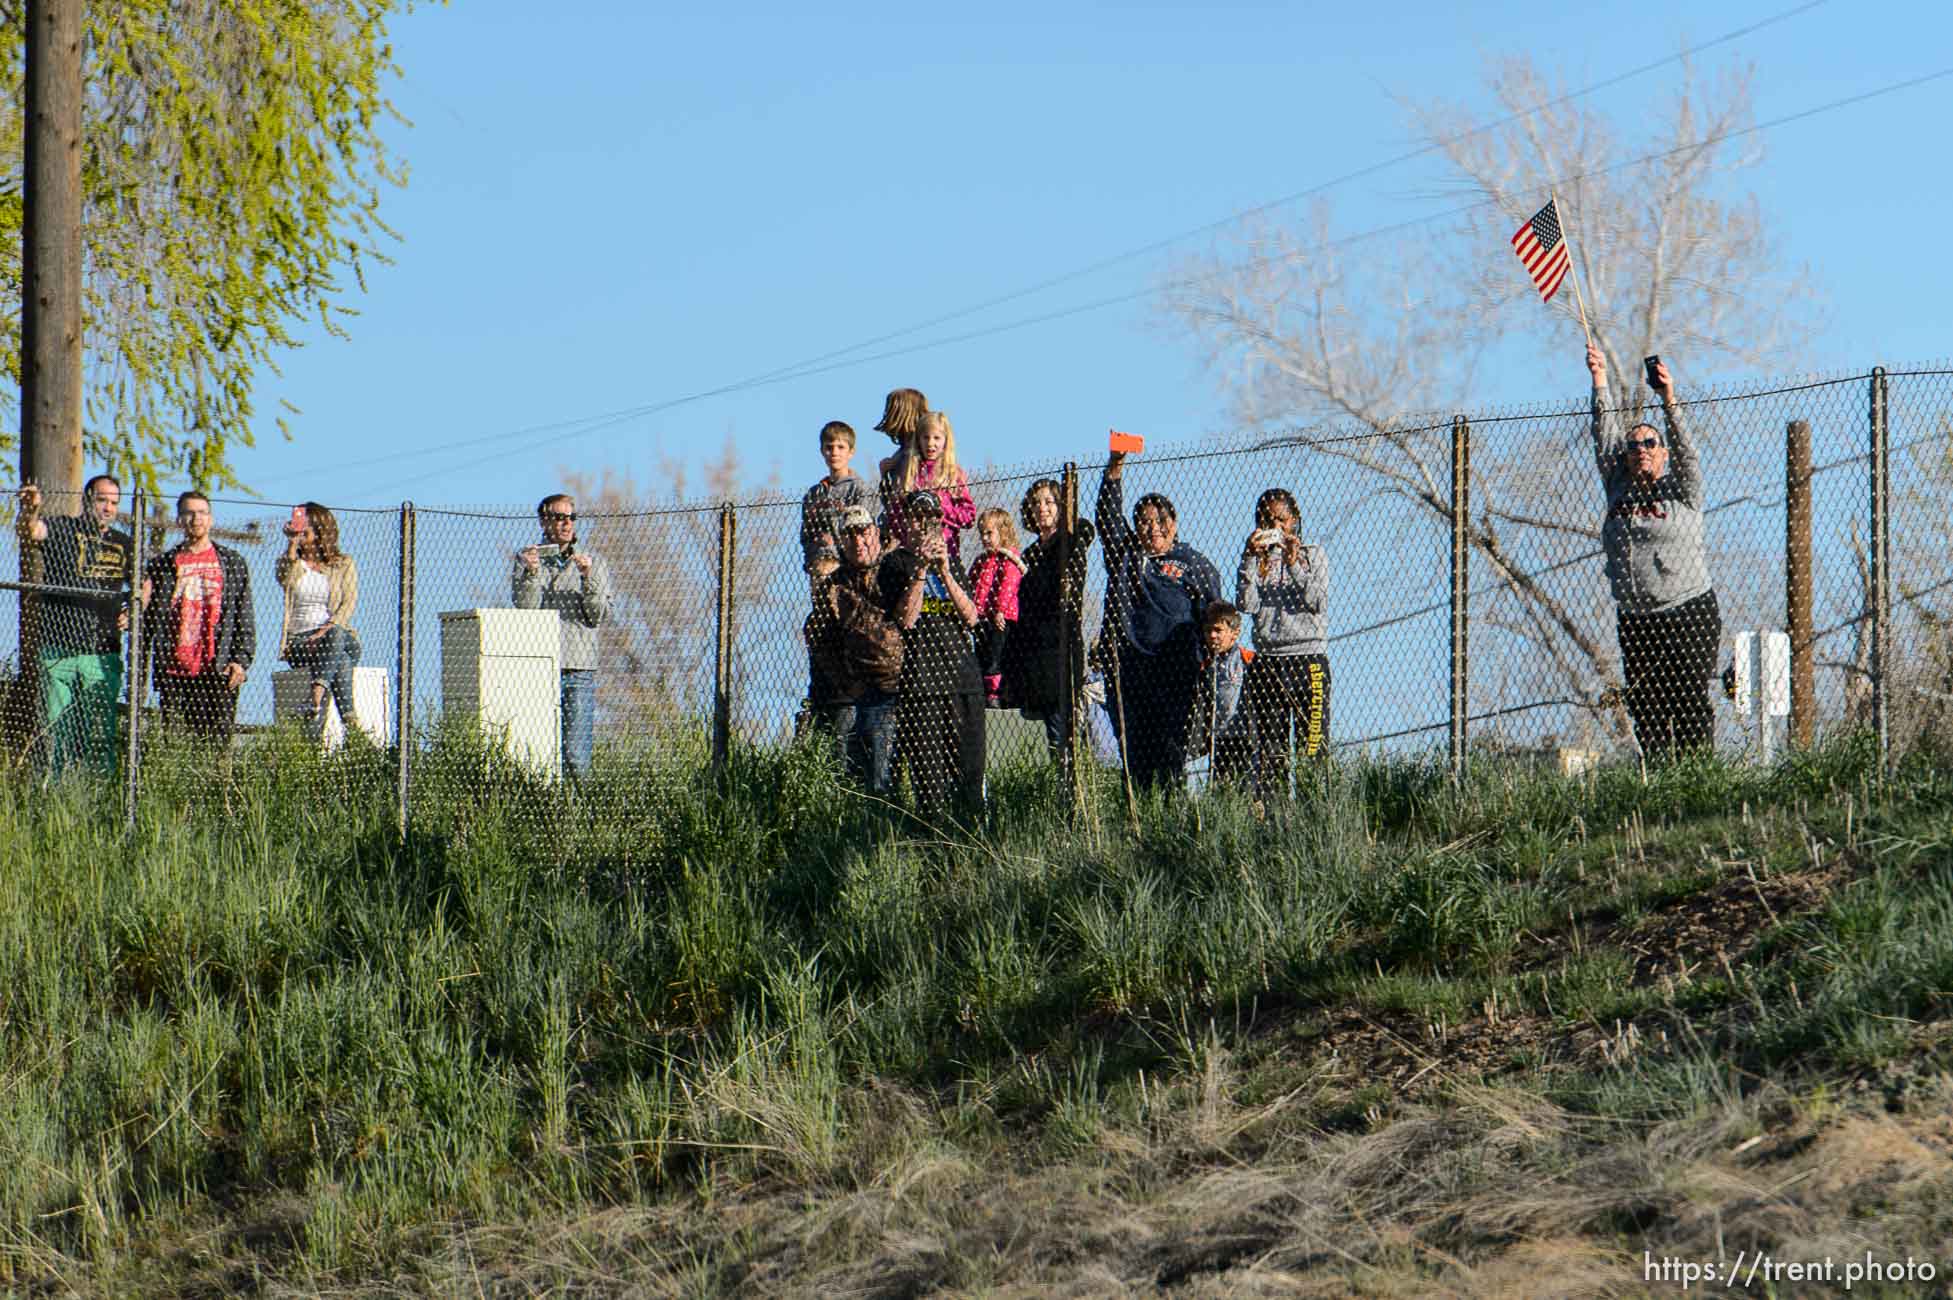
1005, 478, 1096, 789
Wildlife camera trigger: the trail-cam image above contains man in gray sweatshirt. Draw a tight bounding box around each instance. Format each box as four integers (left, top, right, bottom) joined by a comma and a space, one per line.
513, 492, 612, 777
1588, 345, 1721, 761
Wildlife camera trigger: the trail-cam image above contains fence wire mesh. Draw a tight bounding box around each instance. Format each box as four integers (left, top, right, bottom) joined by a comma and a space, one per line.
4, 363, 1949, 827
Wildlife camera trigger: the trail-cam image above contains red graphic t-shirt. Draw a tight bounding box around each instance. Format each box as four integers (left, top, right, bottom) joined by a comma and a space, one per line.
167, 546, 225, 678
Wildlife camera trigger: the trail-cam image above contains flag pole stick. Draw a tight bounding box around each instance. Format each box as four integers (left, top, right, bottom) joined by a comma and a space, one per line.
1552, 189, 1593, 349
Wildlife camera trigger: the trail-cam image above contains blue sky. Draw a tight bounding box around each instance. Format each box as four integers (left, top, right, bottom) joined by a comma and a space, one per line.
230, 0, 1951, 510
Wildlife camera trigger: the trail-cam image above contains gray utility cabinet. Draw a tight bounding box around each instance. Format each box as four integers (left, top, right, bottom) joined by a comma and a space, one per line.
439, 607, 561, 779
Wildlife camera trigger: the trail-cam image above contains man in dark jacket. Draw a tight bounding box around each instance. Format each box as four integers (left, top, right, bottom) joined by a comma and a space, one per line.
808, 506, 902, 793
1096, 449, 1224, 790
15, 477, 132, 776
142, 491, 255, 744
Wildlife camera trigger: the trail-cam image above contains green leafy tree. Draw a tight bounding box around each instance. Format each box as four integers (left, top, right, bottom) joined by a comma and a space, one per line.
0, 0, 419, 492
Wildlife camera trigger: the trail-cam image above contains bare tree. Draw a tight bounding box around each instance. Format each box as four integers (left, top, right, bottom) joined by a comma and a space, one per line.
1164, 56, 1817, 738
560, 437, 797, 742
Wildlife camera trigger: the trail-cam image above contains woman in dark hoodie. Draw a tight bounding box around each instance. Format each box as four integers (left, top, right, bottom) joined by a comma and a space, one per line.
1006, 477, 1097, 789
1095, 447, 1224, 790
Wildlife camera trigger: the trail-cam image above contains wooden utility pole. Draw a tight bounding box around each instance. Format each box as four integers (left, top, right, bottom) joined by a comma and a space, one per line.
11, 0, 85, 755
21, 0, 85, 496
1784, 420, 1814, 749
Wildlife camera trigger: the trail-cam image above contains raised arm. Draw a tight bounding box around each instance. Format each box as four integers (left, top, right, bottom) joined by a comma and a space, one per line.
1655, 364, 1703, 508
1095, 457, 1134, 570
1587, 342, 1623, 483
15, 485, 49, 543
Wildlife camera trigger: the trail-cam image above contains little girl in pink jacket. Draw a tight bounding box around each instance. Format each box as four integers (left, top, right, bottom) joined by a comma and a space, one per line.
969, 507, 1026, 705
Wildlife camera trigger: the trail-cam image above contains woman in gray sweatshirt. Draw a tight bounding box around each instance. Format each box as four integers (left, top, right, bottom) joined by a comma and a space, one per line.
1587, 344, 1721, 761
1235, 486, 1330, 798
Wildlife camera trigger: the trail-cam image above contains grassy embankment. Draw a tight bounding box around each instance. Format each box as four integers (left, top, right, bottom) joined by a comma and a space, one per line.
1, 726, 1950, 1296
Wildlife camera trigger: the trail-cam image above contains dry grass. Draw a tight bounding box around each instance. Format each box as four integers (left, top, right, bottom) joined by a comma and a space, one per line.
260, 1065, 1953, 1298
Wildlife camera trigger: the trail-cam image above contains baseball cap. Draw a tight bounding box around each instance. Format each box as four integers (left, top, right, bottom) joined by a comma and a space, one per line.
838, 505, 875, 533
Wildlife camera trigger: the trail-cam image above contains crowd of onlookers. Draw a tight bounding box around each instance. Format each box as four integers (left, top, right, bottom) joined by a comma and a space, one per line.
13, 346, 1722, 800
791, 387, 1332, 815
786, 353, 1721, 812
17, 483, 359, 774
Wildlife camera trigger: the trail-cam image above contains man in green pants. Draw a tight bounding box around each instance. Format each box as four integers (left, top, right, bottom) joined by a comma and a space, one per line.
16, 477, 132, 776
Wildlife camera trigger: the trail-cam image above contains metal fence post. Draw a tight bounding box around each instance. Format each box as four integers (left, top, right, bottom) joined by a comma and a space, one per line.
1060, 462, 1081, 815
1785, 420, 1814, 750
396, 501, 416, 841
1868, 369, 1890, 765
1448, 414, 1470, 779
122, 488, 145, 828
712, 502, 736, 774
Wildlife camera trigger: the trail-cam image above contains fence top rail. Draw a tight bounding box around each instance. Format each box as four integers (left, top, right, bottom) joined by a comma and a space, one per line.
30, 359, 1940, 521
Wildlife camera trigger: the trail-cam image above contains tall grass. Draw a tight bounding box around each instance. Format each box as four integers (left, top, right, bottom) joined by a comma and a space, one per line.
0, 722, 1947, 1287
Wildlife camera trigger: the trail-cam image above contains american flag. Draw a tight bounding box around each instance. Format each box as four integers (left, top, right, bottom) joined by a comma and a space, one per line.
1510, 199, 1571, 303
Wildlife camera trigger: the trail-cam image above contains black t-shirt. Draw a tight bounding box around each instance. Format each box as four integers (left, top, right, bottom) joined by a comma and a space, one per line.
38, 515, 132, 655
877, 549, 982, 696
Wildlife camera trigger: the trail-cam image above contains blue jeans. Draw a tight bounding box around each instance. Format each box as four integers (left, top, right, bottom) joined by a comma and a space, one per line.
285, 625, 362, 743
826, 687, 894, 795
560, 669, 595, 778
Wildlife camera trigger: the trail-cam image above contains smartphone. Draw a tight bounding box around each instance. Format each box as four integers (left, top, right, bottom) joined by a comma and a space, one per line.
1251, 528, 1284, 551
287, 505, 308, 535
1643, 355, 1663, 388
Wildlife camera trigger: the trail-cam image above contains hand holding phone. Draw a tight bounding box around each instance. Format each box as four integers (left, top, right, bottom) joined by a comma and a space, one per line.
285, 505, 308, 538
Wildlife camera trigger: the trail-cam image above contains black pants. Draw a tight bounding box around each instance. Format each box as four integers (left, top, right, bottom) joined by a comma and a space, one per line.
1243, 653, 1330, 798
896, 691, 986, 814
1617, 590, 1721, 763
975, 622, 1011, 682
157, 672, 240, 745
1108, 647, 1194, 791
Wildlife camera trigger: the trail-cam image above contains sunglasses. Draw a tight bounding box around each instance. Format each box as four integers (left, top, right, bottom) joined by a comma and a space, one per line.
542, 511, 577, 522
1626, 438, 1663, 451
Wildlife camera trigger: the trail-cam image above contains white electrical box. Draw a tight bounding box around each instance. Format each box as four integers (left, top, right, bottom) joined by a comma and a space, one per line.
1731, 630, 1791, 719
272, 666, 391, 752
439, 608, 561, 778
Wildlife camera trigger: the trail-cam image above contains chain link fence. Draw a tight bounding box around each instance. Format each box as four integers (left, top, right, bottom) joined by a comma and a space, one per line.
4, 363, 1948, 829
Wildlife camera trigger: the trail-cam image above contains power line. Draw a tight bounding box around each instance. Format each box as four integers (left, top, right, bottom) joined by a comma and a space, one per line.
378, 59, 1953, 498
264, 0, 1834, 495
552, 63, 1953, 403
738, 0, 1833, 389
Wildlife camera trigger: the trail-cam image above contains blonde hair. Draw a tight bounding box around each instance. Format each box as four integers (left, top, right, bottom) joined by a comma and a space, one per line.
873, 388, 929, 440
976, 506, 1017, 552
901, 410, 962, 494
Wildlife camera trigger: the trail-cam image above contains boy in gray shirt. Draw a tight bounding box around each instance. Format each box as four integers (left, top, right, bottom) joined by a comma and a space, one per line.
1587, 344, 1721, 761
